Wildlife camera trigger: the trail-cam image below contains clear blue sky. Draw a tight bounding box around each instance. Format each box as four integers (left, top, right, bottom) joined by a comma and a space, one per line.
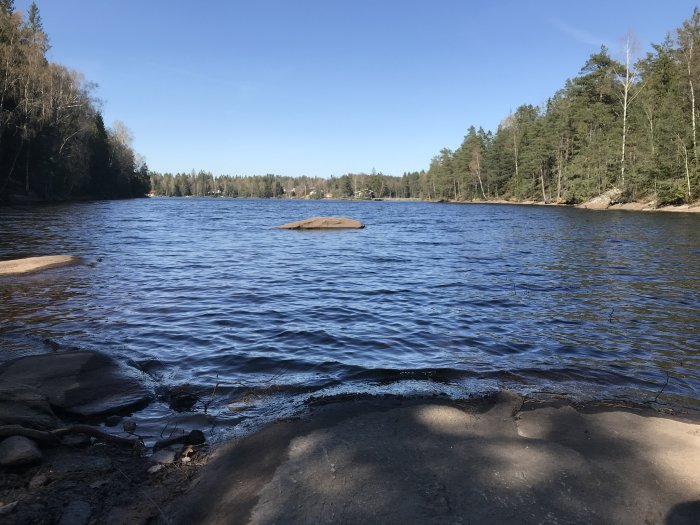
14, 0, 700, 177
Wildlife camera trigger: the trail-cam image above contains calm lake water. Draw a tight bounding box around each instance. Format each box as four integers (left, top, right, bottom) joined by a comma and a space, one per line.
1, 199, 699, 434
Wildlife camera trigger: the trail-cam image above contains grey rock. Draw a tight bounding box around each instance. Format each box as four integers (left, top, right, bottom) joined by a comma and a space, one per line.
0, 385, 60, 429
58, 500, 92, 525
579, 188, 623, 210
147, 464, 163, 474
122, 420, 137, 433
0, 436, 42, 467
0, 351, 152, 417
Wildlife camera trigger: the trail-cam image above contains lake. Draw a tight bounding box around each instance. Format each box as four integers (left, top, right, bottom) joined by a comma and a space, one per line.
1, 199, 699, 435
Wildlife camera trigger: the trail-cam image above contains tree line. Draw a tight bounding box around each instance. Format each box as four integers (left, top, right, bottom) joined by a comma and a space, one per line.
4, 2, 699, 206
152, 10, 700, 206
147, 170, 421, 200
0, 1, 148, 202
421, 11, 700, 206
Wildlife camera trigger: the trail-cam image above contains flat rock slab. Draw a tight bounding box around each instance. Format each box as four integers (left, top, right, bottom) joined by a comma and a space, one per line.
0, 351, 152, 418
0, 255, 81, 276
276, 217, 365, 230
170, 394, 700, 525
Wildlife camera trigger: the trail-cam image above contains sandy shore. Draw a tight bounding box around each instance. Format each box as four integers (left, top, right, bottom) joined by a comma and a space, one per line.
164, 393, 700, 525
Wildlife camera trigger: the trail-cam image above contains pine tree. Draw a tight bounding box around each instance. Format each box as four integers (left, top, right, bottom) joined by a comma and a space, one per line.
0, 0, 14, 15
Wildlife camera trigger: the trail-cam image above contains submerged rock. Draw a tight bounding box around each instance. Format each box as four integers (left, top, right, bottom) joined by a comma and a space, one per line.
0, 351, 152, 418
276, 217, 365, 230
0, 255, 81, 276
0, 436, 42, 467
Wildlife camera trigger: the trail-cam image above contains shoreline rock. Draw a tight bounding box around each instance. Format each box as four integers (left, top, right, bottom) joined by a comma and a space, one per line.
0, 255, 81, 276
277, 216, 365, 229
0, 351, 152, 420
577, 188, 623, 210
168, 393, 700, 525
1, 392, 698, 524
444, 196, 700, 213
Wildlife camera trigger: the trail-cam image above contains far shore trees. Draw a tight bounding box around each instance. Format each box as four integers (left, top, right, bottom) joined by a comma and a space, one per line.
413, 10, 700, 205
0, 2, 148, 202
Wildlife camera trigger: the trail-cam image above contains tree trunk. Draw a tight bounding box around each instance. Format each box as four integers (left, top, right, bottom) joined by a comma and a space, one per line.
540, 167, 547, 204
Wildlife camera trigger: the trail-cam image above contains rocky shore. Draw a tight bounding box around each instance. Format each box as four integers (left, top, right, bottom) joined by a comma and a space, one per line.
2, 362, 699, 525
438, 191, 700, 213
0, 350, 208, 525
166, 393, 700, 525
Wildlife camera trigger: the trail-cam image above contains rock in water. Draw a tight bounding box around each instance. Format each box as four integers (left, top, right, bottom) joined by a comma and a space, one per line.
0, 436, 42, 467
0, 351, 152, 418
0, 255, 81, 276
276, 217, 365, 230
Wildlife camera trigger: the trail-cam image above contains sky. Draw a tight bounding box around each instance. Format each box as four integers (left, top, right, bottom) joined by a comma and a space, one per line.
13, 0, 700, 177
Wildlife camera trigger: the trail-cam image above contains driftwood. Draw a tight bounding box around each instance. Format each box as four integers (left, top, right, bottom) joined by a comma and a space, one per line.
0, 424, 141, 448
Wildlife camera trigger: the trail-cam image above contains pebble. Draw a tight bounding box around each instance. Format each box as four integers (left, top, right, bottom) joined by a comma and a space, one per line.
0, 436, 42, 467
122, 420, 137, 433
147, 464, 163, 474
150, 448, 177, 465
28, 473, 49, 489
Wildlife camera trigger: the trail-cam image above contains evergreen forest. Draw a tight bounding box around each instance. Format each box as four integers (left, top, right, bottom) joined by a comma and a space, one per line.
0, 1, 148, 202
3, 2, 700, 207
149, 9, 700, 206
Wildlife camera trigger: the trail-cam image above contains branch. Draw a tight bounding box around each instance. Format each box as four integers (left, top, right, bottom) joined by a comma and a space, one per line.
0, 424, 142, 449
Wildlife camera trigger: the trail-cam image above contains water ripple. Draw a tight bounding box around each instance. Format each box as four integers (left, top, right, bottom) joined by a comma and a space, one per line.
0, 198, 699, 415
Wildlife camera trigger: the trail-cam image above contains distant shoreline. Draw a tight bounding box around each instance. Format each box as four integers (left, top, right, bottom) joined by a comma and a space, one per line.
360, 196, 700, 213
6, 194, 700, 213
432, 198, 700, 214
